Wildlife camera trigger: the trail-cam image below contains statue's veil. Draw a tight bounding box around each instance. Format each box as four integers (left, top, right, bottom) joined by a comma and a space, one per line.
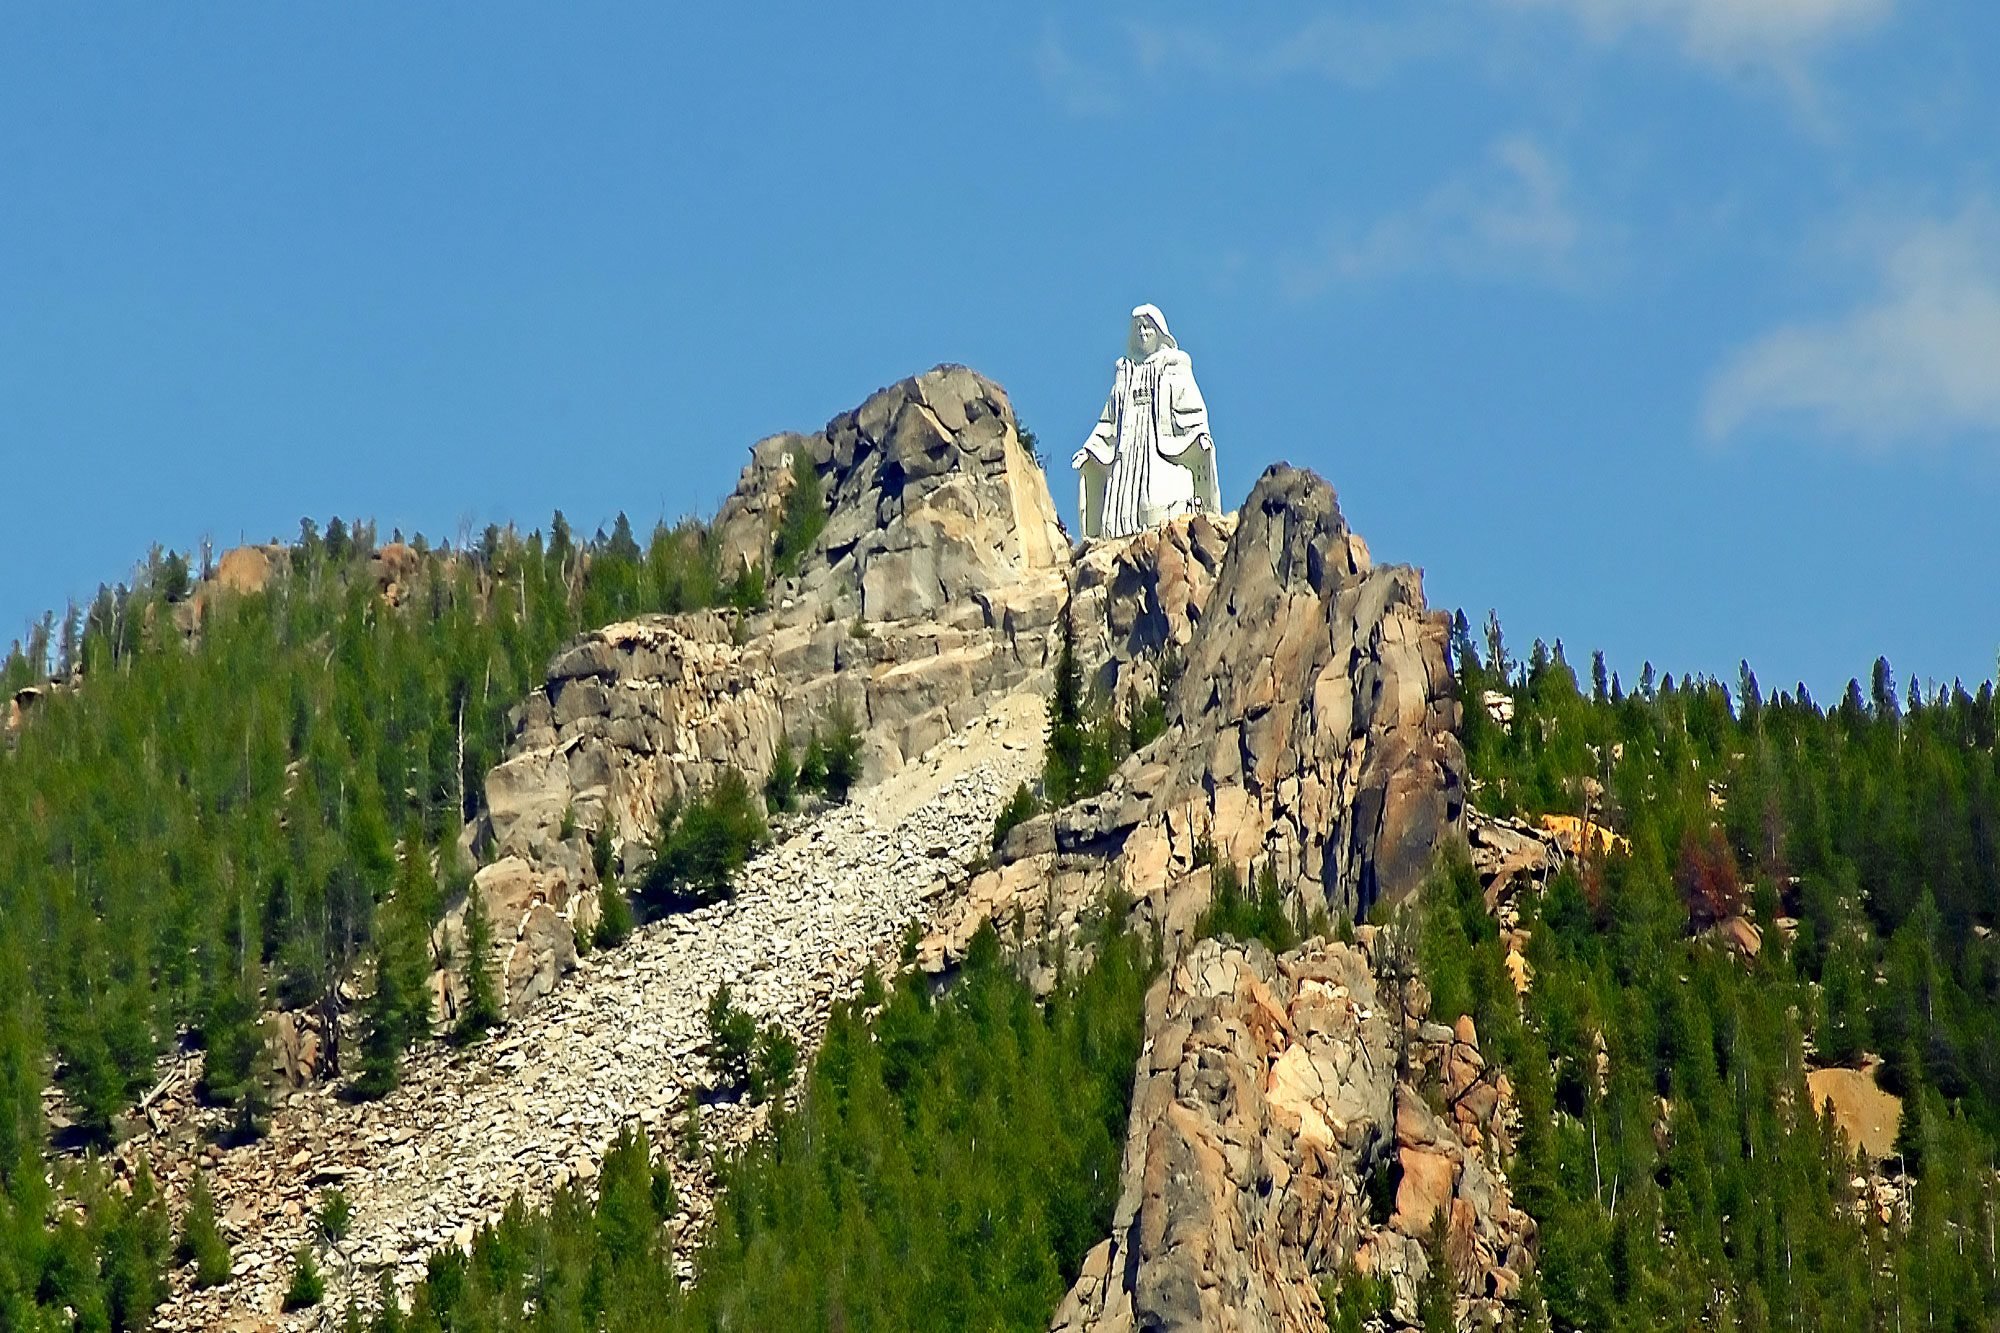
1128, 303, 1177, 359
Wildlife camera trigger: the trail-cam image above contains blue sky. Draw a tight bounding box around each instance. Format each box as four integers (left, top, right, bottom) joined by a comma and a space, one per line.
3, 3, 1996, 699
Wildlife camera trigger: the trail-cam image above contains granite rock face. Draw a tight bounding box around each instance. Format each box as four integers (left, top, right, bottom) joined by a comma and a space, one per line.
1065, 465, 1464, 923
717, 363, 1068, 622
928, 465, 1466, 987
455, 367, 1075, 1017
1051, 938, 1535, 1333
1069, 510, 1235, 708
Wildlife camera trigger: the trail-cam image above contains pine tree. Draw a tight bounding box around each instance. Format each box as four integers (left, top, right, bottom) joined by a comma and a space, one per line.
1482, 610, 1511, 684
455, 887, 502, 1043
357, 846, 437, 1096
771, 451, 827, 578
594, 872, 635, 949
283, 1244, 325, 1310
176, 1170, 232, 1288
763, 735, 798, 813
818, 705, 863, 803
704, 985, 755, 1091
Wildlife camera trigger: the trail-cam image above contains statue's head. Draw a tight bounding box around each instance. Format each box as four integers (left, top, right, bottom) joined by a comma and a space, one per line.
1128, 304, 1176, 361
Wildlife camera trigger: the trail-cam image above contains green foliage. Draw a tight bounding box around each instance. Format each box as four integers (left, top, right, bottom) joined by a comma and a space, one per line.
990, 779, 1043, 853
1195, 858, 1297, 953
639, 770, 769, 910
593, 874, 635, 950
0, 513, 742, 1312
1044, 603, 1118, 807
1043, 604, 1170, 809
385, 900, 1154, 1331
1442, 622, 2000, 1330
283, 1244, 325, 1311
820, 706, 863, 803
455, 883, 503, 1043
770, 451, 827, 579
762, 734, 798, 813
357, 844, 439, 1097
318, 1188, 353, 1243
792, 704, 864, 805
175, 1169, 232, 1289
704, 984, 757, 1092
1322, 1269, 1391, 1333
589, 818, 616, 881
748, 1023, 798, 1105
1416, 1209, 1455, 1333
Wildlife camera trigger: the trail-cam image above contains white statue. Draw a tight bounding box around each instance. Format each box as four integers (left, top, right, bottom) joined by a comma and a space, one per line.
1071, 304, 1222, 541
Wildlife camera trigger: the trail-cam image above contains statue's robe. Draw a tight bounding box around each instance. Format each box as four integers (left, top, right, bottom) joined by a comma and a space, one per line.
1075, 347, 1221, 540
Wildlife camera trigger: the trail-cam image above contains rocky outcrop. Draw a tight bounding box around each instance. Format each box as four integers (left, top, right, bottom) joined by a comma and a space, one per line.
720, 363, 1068, 623
1807, 1064, 1902, 1161
476, 613, 787, 862
1069, 466, 1462, 922
1070, 510, 1235, 707
459, 367, 1076, 1016
58, 347, 1514, 1332
927, 466, 1466, 990
1051, 938, 1534, 1333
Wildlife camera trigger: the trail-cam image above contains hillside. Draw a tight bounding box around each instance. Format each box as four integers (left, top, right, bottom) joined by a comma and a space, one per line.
1, 364, 1996, 1333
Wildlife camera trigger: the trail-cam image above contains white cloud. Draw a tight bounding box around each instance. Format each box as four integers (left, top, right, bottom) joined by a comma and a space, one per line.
1035, 30, 1120, 117
1703, 203, 2000, 445
1286, 136, 1588, 294
1503, 0, 1893, 68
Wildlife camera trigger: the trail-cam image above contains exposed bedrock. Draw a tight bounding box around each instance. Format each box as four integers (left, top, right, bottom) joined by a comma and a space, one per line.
1051, 938, 1536, 1332
456, 373, 1462, 1046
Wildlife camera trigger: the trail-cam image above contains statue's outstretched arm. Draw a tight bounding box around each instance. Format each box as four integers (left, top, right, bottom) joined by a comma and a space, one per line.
1156, 368, 1212, 459
1072, 395, 1117, 470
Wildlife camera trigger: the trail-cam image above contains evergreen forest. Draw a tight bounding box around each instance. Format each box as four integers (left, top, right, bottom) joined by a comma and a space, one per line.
3, 506, 2000, 1332
1426, 620, 2000, 1329
0, 514, 757, 1328
371, 908, 1150, 1332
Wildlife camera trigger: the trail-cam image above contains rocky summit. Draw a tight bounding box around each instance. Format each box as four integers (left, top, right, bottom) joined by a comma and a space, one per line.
118, 363, 1498, 1330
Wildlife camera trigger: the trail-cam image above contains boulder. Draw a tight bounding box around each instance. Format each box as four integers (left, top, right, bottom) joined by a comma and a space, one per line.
1053, 938, 1535, 1332
214, 545, 276, 595
1807, 1065, 1902, 1161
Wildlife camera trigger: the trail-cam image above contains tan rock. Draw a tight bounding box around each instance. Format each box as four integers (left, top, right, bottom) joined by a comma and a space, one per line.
1807, 1065, 1902, 1160
1055, 939, 1534, 1332
1393, 1148, 1457, 1236
214, 545, 275, 595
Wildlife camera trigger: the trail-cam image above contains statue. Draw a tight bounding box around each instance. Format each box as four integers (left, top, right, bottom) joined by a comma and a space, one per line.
1071, 304, 1222, 541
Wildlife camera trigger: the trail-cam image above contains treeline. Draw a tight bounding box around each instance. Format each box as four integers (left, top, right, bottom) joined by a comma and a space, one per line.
368, 903, 1151, 1332
1427, 614, 2000, 1328
0, 511, 752, 1328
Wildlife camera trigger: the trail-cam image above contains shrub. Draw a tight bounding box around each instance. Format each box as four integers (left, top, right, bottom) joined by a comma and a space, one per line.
749, 1023, 798, 1104
283, 1245, 324, 1311
318, 1188, 352, 1243
454, 885, 503, 1043
594, 875, 635, 948
639, 770, 769, 910
771, 451, 826, 578
764, 735, 798, 814
590, 819, 617, 880
990, 781, 1043, 854
705, 984, 757, 1092
817, 704, 863, 803
176, 1171, 232, 1289
1195, 858, 1297, 953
